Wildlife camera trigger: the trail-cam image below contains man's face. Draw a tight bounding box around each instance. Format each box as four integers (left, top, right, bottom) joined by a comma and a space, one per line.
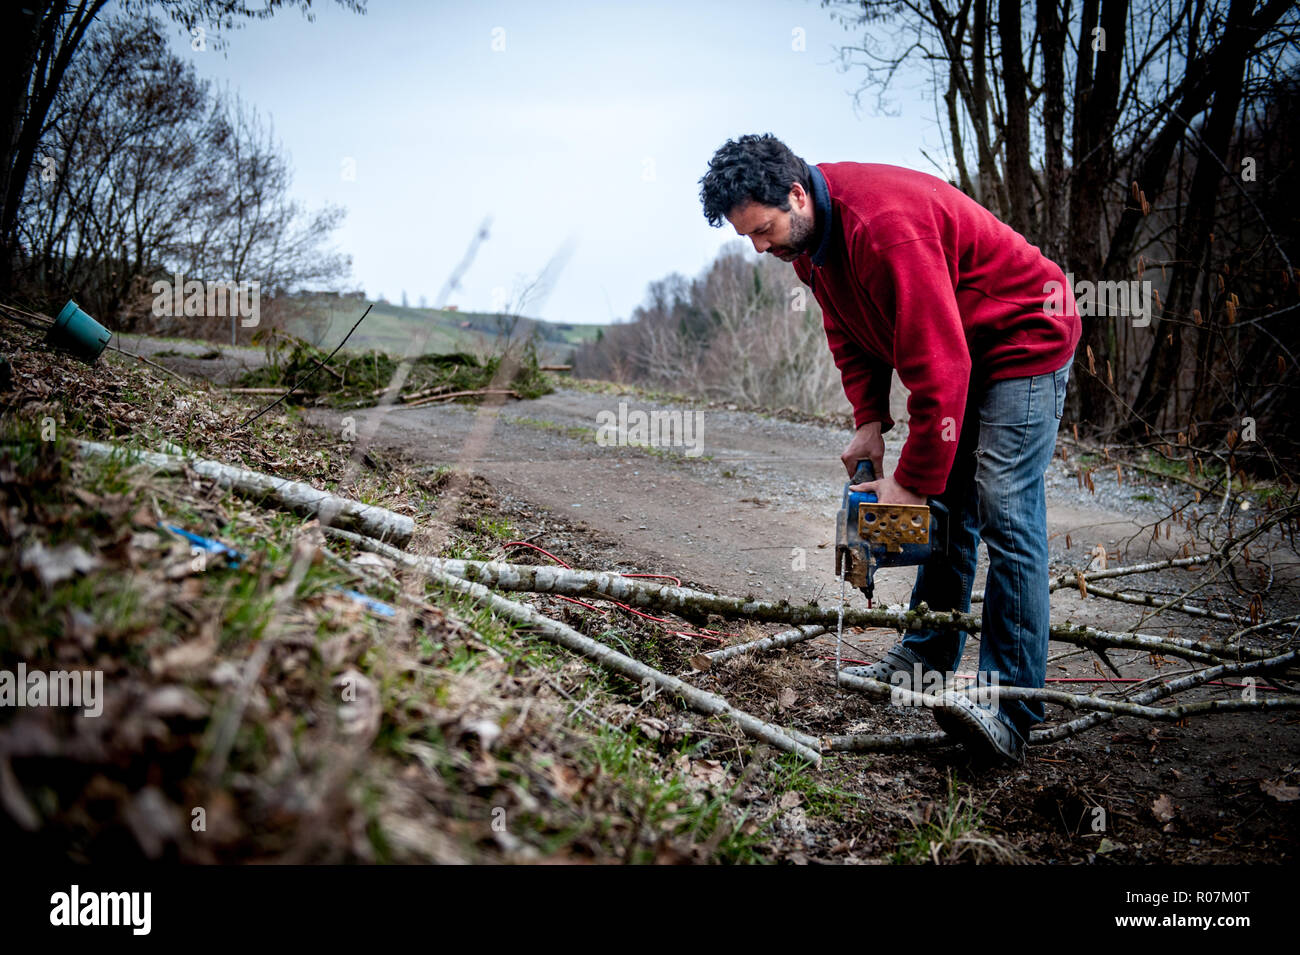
726, 182, 815, 262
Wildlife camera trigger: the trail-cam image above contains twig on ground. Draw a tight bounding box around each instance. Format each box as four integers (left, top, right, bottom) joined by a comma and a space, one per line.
402, 388, 519, 407
971, 554, 1215, 602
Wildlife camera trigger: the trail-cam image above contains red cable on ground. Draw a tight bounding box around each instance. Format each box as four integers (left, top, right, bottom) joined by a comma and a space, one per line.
502, 540, 572, 568
554, 595, 608, 614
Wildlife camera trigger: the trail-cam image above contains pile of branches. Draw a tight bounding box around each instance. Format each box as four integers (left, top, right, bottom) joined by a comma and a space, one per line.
237, 330, 553, 408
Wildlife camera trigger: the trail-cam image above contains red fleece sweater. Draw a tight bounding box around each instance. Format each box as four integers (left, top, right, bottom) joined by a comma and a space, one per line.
793, 162, 1081, 496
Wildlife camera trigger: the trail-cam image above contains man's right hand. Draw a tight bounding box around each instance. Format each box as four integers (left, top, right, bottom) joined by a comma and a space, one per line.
841, 421, 885, 479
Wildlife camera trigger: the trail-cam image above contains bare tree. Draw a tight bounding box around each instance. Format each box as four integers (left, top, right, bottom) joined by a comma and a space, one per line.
0, 0, 366, 293
573, 244, 848, 417
824, 0, 1299, 465
16, 16, 352, 339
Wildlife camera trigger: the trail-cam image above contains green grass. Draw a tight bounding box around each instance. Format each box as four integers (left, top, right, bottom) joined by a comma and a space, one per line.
1252, 483, 1298, 504
475, 516, 517, 541
509, 416, 596, 442
441, 535, 497, 562
569, 727, 769, 863
767, 755, 865, 821
1138, 452, 1192, 479
891, 775, 1018, 864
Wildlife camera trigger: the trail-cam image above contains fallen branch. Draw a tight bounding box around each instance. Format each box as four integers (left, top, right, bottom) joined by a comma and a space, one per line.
836, 670, 1300, 721
1068, 581, 1240, 622
329, 529, 1279, 666
1031, 650, 1300, 743
315, 359, 346, 383
343, 533, 1250, 661
399, 385, 453, 403
972, 554, 1216, 603
0, 302, 53, 332
1226, 613, 1300, 645
418, 560, 823, 764
79, 441, 413, 547
696, 625, 827, 669
402, 388, 519, 408
822, 730, 952, 753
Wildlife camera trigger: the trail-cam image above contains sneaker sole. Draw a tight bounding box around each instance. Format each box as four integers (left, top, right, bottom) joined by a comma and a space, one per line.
932, 696, 1022, 765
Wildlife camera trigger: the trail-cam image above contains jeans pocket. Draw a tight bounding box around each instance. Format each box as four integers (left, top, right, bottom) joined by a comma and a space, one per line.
1053, 364, 1070, 419
978, 375, 1032, 428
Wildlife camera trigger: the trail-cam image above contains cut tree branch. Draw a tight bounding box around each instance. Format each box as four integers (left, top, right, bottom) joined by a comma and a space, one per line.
80, 442, 413, 547
326, 529, 1274, 665
414, 556, 823, 764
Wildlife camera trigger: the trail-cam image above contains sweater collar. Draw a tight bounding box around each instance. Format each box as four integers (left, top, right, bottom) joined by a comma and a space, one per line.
807, 164, 834, 267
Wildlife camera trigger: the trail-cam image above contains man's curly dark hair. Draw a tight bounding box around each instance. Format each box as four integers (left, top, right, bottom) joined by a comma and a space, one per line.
698, 133, 812, 227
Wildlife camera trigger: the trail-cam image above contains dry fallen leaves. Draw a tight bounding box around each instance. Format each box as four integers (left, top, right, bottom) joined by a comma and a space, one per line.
1151, 793, 1177, 824
20, 539, 100, 587
1260, 779, 1299, 802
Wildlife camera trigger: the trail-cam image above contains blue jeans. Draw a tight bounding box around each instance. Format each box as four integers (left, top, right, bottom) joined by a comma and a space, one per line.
902, 361, 1071, 742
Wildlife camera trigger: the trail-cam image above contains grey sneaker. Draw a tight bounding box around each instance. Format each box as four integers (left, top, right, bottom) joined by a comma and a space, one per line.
841, 643, 937, 690
931, 689, 1025, 765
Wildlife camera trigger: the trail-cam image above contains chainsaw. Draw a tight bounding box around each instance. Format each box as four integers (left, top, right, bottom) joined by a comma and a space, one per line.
834, 459, 948, 606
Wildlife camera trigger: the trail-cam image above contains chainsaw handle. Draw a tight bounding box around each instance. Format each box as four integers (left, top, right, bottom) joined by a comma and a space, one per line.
851, 458, 875, 486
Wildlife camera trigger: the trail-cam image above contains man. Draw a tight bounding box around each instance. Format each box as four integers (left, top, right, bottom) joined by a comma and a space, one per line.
698, 134, 1081, 764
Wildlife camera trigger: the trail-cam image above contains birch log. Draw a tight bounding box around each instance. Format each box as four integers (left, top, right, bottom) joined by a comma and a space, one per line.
78, 441, 413, 547
697, 626, 827, 669
419, 561, 823, 764
823, 730, 952, 753
1031, 650, 1300, 743
972, 554, 1216, 603
835, 670, 1300, 720
326, 529, 1270, 665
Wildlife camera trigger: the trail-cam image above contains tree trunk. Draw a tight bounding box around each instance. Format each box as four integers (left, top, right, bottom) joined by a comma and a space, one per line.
998, 0, 1033, 238
1122, 0, 1255, 440
1036, 0, 1068, 263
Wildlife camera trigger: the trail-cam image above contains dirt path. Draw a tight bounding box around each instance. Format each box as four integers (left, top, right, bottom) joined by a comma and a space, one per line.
303, 387, 1176, 606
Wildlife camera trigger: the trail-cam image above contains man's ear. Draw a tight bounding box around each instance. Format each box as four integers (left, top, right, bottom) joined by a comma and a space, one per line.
789, 182, 811, 213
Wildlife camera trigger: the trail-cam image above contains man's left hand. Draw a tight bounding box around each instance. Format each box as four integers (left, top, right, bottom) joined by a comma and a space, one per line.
850, 474, 927, 507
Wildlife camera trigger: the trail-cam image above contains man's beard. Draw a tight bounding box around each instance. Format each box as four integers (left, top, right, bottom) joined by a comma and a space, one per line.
782, 207, 815, 256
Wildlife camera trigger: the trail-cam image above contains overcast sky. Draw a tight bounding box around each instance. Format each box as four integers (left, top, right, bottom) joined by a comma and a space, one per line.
158, 0, 940, 324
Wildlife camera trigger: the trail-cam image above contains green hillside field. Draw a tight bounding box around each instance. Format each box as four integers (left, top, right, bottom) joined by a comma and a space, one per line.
281, 295, 603, 365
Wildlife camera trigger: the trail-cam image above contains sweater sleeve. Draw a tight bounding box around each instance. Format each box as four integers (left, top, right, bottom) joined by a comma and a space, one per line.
857, 232, 971, 497
822, 312, 895, 432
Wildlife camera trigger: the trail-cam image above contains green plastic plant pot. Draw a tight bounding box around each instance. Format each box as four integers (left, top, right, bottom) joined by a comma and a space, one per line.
47, 300, 112, 364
